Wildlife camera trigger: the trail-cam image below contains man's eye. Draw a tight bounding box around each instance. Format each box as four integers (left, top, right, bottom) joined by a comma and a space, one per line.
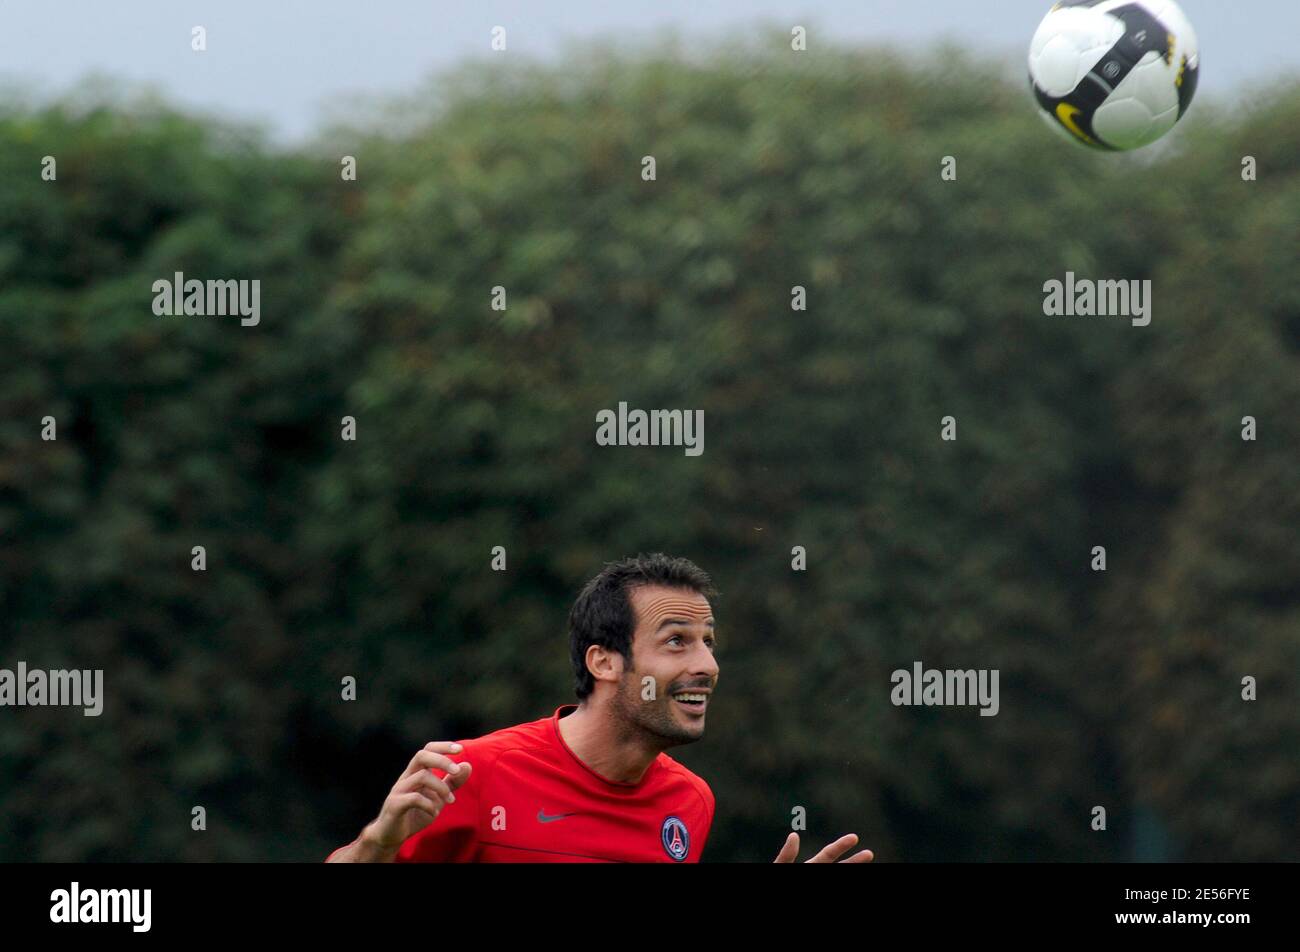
667, 635, 683, 645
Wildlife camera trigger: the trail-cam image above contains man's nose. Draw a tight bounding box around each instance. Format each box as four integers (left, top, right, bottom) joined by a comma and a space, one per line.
692, 641, 719, 680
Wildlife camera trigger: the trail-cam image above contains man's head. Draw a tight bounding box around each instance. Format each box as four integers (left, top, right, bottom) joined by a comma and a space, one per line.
568, 553, 719, 746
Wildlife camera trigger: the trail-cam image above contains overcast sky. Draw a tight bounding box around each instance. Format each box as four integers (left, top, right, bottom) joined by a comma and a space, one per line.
2, 1, 1296, 141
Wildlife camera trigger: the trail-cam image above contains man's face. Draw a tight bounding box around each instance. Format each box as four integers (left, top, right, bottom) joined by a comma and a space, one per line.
611, 584, 719, 746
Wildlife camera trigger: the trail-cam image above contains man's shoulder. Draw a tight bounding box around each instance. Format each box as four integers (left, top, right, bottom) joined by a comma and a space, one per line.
453, 711, 555, 764
656, 753, 715, 815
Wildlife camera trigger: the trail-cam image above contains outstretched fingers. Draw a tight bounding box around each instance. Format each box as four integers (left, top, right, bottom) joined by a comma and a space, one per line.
839, 847, 874, 864
772, 832, 801, 863
807, 833, 860, 863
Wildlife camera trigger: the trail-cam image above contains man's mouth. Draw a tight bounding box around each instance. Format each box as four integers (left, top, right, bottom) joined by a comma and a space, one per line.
671, 691, 709, 715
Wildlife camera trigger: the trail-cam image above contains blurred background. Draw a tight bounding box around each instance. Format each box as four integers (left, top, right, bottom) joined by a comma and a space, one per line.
0, 2, 1297, 861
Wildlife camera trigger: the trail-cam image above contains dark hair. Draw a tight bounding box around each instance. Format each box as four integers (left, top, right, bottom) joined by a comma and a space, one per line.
568, 553, 717, 700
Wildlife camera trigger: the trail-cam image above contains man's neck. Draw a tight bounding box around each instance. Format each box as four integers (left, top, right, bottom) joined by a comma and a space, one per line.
558, 701, 662, 785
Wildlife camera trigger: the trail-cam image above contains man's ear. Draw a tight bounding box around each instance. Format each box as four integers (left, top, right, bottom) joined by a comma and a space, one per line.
585, 643, 626, 686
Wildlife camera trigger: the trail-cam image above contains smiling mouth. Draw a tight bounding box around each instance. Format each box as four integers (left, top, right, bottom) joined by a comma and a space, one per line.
671, 692, 709, 714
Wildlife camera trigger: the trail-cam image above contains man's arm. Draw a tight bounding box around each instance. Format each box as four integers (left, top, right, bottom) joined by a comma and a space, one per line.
326, 741, 473, 863
324, 824, 404, 863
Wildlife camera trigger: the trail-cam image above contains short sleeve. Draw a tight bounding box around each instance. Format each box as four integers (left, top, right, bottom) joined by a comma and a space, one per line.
703, 784, 716, 839
690, 780, 715, 862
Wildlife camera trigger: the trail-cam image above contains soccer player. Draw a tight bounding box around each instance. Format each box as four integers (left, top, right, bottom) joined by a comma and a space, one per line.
326, 553, 873, 863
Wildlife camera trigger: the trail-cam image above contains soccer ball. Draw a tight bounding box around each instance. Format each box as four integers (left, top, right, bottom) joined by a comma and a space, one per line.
1029, 0, 1200, 151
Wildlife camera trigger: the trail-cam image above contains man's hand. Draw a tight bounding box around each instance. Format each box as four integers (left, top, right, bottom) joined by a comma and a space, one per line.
326, 741, 473, 862
772, 832, 874, 863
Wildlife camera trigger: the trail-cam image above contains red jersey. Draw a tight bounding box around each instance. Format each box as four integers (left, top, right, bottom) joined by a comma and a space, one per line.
340, 704, 715, 863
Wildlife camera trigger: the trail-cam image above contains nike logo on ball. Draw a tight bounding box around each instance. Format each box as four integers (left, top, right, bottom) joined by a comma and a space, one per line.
1055, 103, 1096, 146
537, 810, 579, 823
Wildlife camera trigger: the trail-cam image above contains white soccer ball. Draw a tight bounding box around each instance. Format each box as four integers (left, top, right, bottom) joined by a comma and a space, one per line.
1028, 0, 1200, 151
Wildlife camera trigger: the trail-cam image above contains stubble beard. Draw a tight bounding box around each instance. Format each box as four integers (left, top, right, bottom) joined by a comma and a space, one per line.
612, 669, 704, 747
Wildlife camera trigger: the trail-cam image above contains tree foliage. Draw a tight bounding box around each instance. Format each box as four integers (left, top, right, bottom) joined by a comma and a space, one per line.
1, 41, 1296, 861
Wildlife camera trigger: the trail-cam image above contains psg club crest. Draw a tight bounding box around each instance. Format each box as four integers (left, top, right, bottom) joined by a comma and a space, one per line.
661, 815, 690, 862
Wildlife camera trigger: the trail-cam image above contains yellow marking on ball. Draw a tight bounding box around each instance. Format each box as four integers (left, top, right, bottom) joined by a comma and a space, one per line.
1055, 103, 1097, 146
